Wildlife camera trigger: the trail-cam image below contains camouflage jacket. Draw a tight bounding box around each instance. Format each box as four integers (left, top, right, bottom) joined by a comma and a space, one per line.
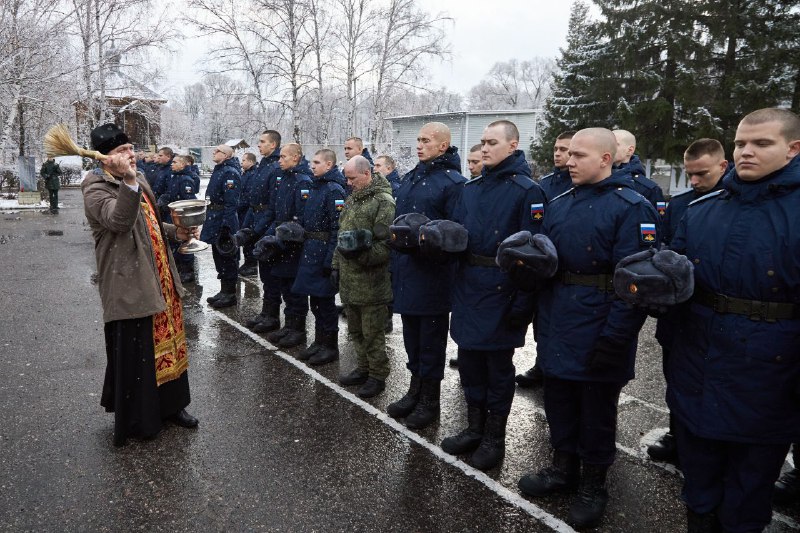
332, 172, 395, 306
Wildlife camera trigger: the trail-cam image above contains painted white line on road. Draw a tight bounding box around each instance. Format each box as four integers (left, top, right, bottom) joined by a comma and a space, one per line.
619, 392, 670, 414
210, 309, 577, 533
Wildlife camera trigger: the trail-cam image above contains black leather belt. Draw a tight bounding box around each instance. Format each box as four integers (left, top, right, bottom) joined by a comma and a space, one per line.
207, 203, 224, 211
468, 254, 498, 267
305, 231, 330, 241
557, 271, 614, 292
693, 287, 799, 322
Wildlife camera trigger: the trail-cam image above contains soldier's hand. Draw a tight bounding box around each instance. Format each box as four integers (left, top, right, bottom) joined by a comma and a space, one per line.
329, 269, 340, 292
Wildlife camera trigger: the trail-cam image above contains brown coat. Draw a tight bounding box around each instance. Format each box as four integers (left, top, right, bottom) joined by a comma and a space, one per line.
82, 168, 186, 323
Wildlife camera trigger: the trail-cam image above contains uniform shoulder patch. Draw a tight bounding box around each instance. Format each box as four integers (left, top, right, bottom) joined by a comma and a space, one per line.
639, 222, 657, 244
671, 188, 694, 200
530, 202, 545, 221
441, 169, 467, 185
509, 174, 534, 190
688, 189, 726, 206
300, 189, 310, 200
549, 188, 574, 203
465, 176, 483, 185
614, 187, 646, 205
632, 174, 658, 189
539, 172, 555, 183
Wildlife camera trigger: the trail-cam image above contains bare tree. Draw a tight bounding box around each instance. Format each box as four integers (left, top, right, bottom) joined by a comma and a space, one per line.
467, 57, 556, 111
306, 0, 335, 144
368, 0, 452, 148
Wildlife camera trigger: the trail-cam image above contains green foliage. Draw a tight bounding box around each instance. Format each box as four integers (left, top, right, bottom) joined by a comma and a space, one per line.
532, 0, 800, 166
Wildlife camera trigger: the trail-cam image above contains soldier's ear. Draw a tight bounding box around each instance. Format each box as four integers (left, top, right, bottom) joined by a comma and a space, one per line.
788, 139, 800, 159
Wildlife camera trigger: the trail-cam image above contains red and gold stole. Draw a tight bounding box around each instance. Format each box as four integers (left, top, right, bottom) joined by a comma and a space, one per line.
140, 194, 188, 386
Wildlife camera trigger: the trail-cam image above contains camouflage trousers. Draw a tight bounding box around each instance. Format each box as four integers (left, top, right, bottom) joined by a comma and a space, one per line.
346, 304, 389, 380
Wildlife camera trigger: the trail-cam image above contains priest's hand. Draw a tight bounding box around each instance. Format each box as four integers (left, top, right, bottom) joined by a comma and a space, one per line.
176, 226, 200, 241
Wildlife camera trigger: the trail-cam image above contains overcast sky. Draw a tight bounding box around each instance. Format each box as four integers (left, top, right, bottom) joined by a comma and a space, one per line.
165, 0, 576, 97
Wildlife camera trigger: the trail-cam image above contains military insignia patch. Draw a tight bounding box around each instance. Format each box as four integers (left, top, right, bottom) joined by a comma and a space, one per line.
640, 223, 656, 243
530, 203, 544, 221
335, 199, 345, 211
300, 189, 310, 200
276, 176, 282, 184
226, 179, 235, 189
185, 186, 193, 194
657, 201, 667, 216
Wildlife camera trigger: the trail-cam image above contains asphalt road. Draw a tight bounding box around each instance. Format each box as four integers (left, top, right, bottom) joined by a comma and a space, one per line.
1, 188, 798, 532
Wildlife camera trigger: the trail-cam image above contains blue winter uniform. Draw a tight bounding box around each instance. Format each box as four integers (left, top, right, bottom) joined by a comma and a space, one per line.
385, 169, 402, 194
152, 160, 173, 199
392, 147, 466, 381
619, 155, 665, 211
238, 166, 257, 227
667, 156, 800, 532
260, 158, 313, 318
292, 167, 347, 333
189, 164, 201, 193
142, 162, 159, 189
536, 170, 658, 466
200, 157, 241, 281
159, 168, 198, 267
538, 166, 572, 201
450, 150, 545, 415
361, 147, 374, 166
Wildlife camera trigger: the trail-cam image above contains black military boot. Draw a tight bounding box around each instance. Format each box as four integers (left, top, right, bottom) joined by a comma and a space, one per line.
209, 280, 237, 308
238, 259, 258, 277
519, 450, 580, 497
405, 379, 441, 429
441, 406, 486, 455
647, 431, 678, 463
567, 463, 609, 530
448, 357, 459, 367
515, 363, 544, 388
686, 509, 722, 533
178, 263, 195, 284
245, 300, 273, 329
357, 377, 386, 398
308, 332, 339, 366
277, 315, 307, 349
298, 329, 324, 361
252, 307, 281, 333
339, 368, 369, 386
386, 375, 422, 418
206, 289, 224, 304
470, 412, 508, 471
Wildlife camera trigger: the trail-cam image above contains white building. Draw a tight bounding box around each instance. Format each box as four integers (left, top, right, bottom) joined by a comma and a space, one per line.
385, 110, 543, 176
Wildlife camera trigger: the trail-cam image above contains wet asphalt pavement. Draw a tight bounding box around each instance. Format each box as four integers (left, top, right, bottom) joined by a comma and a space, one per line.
1, 188, 799, 532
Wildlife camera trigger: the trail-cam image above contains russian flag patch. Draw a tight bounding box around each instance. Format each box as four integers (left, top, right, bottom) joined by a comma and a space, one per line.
300, 189, 310, 200
530, 203, 544, 221
656, 201, 667, 216
640, 223, 657, 243
334, 199, 345, 211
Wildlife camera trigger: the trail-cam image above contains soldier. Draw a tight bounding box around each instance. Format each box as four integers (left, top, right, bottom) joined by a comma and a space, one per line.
293, 149, 346, 365
159, 155, 199, 284
237, 152, 259, 277
344, 136, 374, 166
40, 157, 62, 214
664, 109, 800, 532
466, 143, 484, 179
253, 143, 312, 348
518, 128, 659, 530
647, 138, 728, 464
515, 130, 576, 388
334, 156, 395, 398
385, 122, 466, 429
374, 155, 401, 194
202, 145, 241, 308
441, 120, 545, 471
239, 130, 283, 332
152, 147, 175, 201
142, 152, 160, 189
613, 129, 666, 210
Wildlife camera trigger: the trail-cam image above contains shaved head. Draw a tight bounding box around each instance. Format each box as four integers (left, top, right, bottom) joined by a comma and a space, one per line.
612, 129, 636, 165
283, 143, 302, 157
417, 122, 451, 163
344, 155, 371, 175
567, 128, 617, 185
343, 155, 373, 191
216, 145, 233, 157
577, 128, 618, 156
421, 122, 451, 144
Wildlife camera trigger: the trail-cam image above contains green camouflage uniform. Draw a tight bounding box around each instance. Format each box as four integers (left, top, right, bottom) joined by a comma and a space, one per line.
40, 159, 62, 212
333, 172, 395, 379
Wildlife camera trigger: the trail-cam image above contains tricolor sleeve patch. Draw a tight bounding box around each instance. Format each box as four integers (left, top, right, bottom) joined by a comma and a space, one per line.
530, 203, 544, 221
334, 199, 345, 211
640, 223, 657, 243
656, 201, 667, 216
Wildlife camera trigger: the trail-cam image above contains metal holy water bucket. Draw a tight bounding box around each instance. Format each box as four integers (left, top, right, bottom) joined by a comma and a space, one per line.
168, 199, 210, 254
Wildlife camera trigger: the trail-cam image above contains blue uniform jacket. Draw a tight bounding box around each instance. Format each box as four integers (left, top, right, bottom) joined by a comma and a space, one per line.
200, 157, 241, 242
537, 171, 658, 383
620, 155, 665, 210
237, 166, 257, 222
263, 158, 313, 278
242, 150, 281, 236
449, 150, 545, 350
143, 162, 159, 189
655, 179, 725, 347
362, 147, 374, 166
538, 166, 572, 201
152, 160, 173, 198
189, 165, 200, 193
667, 156, 800, 444
386, 169, 402, 194
391, 147, 466, 315
160, 168, 198, 223
292, 168, 347, 297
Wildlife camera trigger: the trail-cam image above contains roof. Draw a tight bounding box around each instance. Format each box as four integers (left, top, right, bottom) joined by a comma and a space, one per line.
386, 109, 543, 121
225, 139, 250, 149
101, 69, 166, 102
